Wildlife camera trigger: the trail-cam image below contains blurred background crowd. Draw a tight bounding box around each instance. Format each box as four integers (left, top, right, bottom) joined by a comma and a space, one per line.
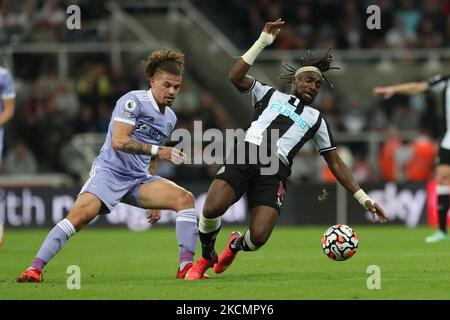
0, 0, 448, 186
197, 0, 450, 50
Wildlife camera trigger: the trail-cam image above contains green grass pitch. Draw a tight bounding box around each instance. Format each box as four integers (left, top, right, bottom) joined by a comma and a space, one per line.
1, 226, 450, 300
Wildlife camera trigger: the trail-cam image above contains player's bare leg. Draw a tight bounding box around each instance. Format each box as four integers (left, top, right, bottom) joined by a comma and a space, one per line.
185, 179, 237, 280
426, 164, 450, 243
18, 193, 102, 282
214, 205, 278, 274
138, 178, 209, 278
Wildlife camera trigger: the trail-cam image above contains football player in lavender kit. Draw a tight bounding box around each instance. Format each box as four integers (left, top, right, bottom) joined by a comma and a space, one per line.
18, 49, 206, 282
0, 66, 16, 248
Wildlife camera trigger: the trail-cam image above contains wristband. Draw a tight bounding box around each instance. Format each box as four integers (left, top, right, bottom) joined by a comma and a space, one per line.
150, 145, 159, 156
353, 189, 373, 209
241, 32, 274, 65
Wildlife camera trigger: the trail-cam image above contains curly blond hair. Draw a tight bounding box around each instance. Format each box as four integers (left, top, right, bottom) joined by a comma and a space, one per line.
144, 49, 185, 78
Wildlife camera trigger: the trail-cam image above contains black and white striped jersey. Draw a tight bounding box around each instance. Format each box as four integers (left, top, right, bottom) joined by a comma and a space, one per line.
242, 77, 336, 173
428, 74, 450, 149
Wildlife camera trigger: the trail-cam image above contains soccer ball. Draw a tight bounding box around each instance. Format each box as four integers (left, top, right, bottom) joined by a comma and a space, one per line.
321, 224, 359, 261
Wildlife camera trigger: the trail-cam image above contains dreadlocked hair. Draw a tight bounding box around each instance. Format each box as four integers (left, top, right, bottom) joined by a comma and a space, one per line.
280, 48, 340, 88
144, 49, 185, 78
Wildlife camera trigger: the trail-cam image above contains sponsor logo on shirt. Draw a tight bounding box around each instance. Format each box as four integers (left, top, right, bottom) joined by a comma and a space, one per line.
135, 122, 167, 143
270, 100, 309, 130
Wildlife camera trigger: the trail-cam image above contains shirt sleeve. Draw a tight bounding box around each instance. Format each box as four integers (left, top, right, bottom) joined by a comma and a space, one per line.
113, 93, 141, 126
427, 74, 449, 93
1, 71, 16, 100
241, 76, 273, 107
312, 116, 337, 154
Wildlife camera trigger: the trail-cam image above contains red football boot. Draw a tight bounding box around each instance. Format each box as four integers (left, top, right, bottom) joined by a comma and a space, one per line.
213, 231, 241, 274
17, 268, 42, 283
184, 255, 218, 280
176, 262, 210, 279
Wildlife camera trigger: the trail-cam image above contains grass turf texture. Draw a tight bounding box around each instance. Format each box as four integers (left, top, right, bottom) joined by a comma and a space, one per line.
1, 226, 449, 300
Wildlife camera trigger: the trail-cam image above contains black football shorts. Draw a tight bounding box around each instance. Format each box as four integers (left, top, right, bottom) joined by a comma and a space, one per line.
215, 163, 287, 213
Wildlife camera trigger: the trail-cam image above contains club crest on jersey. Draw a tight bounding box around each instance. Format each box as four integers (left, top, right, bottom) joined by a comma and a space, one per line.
124, 100, 137, 112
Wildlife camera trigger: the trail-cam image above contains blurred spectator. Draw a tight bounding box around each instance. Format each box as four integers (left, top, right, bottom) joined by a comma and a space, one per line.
76, 61, 112, 106
342, 97, 366, 134
391, 102, 419, 133
395, 0, 422, 36
366, 104, 388, 132
385, 17, 417, 48
72, 104, 98, 134
320, 145, 354, 184
423, 0, 445, 30
274, 24, 303, 50
292, 4, 315, 49
394, 140, 412, 183
352, 151, 371, 184
0, 0, 32, 44
417, 18, 443, 48
290, 142, 320, 184
97, 101, 112, 133
35, 97, 72, 170
54, 79, 80, 119
109, 65, 140, 102
3, 141, 38, 174
406, 128, 437, 181
24, 81, 50, 127
34, 0, 66, 42
194, 91, 229, 131
317, 93, 345, 132
379, 126, 402, 181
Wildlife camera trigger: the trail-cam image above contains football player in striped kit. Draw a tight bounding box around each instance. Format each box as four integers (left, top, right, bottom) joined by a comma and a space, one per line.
186, 19, 387, 280
374, 74, 450, 243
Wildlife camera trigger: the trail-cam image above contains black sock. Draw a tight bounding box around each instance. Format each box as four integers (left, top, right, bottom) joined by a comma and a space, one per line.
229, 237, 243, 252
230, 232, 254, 252
438, 194, 449, 233
199, 227, 220, 260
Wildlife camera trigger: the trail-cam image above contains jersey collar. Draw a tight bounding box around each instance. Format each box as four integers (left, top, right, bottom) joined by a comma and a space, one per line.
148, 88, 166, 114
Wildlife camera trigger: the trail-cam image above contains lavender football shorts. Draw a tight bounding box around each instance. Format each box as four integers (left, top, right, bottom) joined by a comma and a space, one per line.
79, 162, 161, 214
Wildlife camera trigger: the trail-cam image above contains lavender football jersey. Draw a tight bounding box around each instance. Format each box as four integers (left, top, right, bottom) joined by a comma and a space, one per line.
96, 89, 177, 177
0, 67, 16, 156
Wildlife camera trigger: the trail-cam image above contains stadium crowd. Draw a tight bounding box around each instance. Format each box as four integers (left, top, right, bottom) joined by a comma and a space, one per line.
194, 0, 450, 50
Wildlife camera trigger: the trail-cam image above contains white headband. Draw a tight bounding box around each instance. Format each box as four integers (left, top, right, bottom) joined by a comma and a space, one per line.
294, 66, 322, 78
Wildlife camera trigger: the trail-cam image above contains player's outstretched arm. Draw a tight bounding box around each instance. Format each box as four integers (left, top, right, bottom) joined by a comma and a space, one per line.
373, 81, 428, 99
112, 121, 186, 165
229, 18, 285, 92
322, 149, 388, 223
